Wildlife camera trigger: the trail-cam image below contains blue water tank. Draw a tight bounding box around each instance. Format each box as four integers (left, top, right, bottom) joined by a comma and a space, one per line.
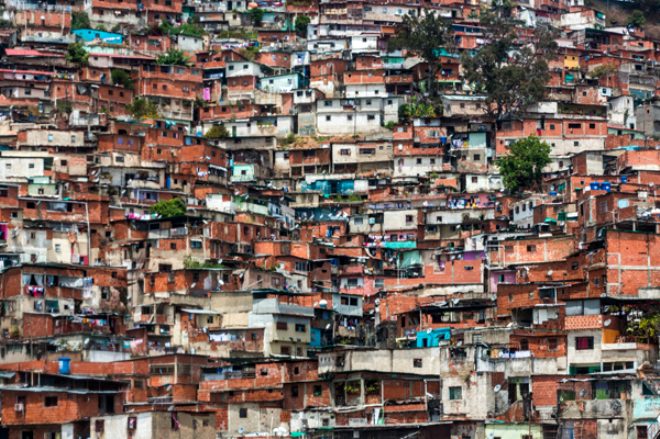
602, 182, 611, 192
58, 357, 71, 375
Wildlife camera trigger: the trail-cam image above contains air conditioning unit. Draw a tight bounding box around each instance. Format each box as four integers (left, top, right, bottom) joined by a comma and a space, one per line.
14, 403, 24, 412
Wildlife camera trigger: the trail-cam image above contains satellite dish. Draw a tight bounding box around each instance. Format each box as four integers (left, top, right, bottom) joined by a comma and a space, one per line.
494, 384, 502, 392
604, 319, 612, 326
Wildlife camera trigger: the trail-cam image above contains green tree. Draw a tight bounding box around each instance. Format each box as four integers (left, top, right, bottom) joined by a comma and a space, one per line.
628, 10, 646, 28
160, 20, 206, 38
390, 11, 452, 99
205, 124, 229, 139
151, 198, 186, 218
56, 100, 73, 115
110, 69, 134, 89
462, 2, 557, 120
157, 49, 191, 66
588, 63, 618, 79
295, 15, 311, 38
178, 22, 206, 37
496, 136, 551, 193
627, 313, 660, 343
630, 0, 659, 20
247, 8, 265, 26
239, 45, 260, 61
71, 11, 91, 30
399, 96, 438, 121
65, 42, 89, 65
127, 97, 159, 120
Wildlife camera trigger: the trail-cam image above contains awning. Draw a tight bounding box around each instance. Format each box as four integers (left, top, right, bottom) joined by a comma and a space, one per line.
181, 308, 220, 315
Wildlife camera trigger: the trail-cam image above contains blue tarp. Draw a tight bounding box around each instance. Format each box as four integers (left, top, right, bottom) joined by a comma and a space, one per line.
72, 29, 123, 44
416, 328, 451, 348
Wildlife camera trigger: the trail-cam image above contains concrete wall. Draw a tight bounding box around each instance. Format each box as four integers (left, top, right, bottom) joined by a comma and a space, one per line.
227, 404, 286, 436
318, 348, 441, 375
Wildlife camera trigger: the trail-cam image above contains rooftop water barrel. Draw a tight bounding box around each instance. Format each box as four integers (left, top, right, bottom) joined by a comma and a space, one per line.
58, 357, 71, 375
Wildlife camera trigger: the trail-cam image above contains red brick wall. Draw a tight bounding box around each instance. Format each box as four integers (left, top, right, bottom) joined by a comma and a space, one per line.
606, 231, 660, 296
2, 391, 102, 425
22, 314, 54, 338
532, 375, 559, 407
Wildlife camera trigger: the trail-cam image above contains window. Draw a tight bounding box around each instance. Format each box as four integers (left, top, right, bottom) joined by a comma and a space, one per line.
526, 245, 536, 252
313, 385, 322, 396
150, 364, 174, 375
413, 358, 422, 368
291, 385, 299, 398
548, 338, 558, 351
295, 324, 306, 332
276, 321, 288, 331
473, 154, 480, 161
367, 115, 375, 121
449, 386, 462, 400
575, 336, 594, 350
239, 408, 248, 418
520, 339, 529, 351
44, 396, 58, 407
637, 427, 648, 439
325, 115, 331, 122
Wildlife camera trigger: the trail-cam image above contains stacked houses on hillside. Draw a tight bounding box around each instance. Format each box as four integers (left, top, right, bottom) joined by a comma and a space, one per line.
0, 0, 656, 438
